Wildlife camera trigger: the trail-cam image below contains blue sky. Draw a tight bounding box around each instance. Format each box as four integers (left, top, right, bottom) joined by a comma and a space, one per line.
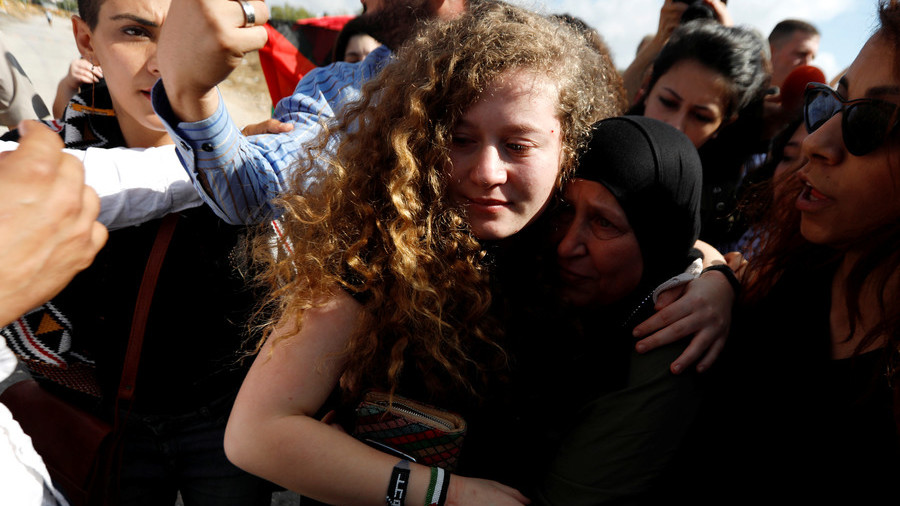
284, 0, 880, 81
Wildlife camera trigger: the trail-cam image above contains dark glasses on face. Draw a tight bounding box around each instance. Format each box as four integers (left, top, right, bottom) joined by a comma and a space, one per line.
803, 82, 900, 157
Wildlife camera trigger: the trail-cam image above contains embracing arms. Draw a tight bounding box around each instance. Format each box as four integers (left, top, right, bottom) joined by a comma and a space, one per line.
225, 291, 529, 505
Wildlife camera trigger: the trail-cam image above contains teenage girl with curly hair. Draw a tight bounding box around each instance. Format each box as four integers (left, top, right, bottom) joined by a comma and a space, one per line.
225, 2, 736, 504
225, 4, 618, 504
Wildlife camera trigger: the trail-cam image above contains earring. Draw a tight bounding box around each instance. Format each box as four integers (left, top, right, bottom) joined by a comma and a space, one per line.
89, 58, 96, 108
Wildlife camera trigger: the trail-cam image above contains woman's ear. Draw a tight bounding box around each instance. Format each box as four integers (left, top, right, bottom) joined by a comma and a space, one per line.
72, 15, 96, 64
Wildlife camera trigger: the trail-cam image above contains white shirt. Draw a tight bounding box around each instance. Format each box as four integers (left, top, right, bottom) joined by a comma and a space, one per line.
0, 141, 201, 231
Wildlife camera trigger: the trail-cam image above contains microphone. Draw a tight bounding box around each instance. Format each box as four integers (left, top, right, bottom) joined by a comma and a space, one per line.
779, 65, 827, 112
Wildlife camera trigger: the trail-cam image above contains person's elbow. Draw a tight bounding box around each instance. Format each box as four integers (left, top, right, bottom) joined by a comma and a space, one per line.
223, 409, 265, 474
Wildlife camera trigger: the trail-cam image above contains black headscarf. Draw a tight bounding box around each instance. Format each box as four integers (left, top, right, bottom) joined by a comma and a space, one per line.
575, 116, 702, 287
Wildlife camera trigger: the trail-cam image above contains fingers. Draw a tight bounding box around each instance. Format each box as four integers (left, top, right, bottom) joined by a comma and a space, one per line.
231, 0, 269, 51
0, 127, 106, 323
634, 304, 697, 354
667, 326, 727, 374
654, 283, 686, 309
160, 0, 269, 120
8, 121, 65, 182
704, 0, 733, 26
695, 335, 727, 373
241, 118, 294, 136
633, 292, 692, 340
16, 120, 64, 151
633, 273, 733, 373
669, 332, 709, 374
71, 59, 101, 84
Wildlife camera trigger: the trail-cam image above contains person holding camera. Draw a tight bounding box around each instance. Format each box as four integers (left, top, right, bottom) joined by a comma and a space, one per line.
622, 0, 732, 105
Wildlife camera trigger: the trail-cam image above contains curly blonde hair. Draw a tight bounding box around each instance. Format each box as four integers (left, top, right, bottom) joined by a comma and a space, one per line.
255, 1, 624, 398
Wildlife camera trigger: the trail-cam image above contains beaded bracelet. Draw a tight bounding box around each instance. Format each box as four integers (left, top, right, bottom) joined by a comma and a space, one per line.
425, 467, 450, 506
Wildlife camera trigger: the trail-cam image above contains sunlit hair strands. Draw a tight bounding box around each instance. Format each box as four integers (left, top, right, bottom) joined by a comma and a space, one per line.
252, 1, 623, 399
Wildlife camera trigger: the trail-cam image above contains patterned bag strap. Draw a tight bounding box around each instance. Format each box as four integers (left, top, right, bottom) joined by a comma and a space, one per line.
113, 213, 179, 421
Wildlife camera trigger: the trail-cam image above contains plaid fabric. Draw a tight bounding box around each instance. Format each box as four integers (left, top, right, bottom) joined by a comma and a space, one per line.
353, 393, 467, 471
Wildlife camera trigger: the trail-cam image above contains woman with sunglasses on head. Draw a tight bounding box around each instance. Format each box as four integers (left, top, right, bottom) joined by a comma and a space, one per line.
690, 1, 900, 501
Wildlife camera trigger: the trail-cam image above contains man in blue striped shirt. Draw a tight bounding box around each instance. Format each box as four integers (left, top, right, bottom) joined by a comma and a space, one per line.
153, 0, 471, 224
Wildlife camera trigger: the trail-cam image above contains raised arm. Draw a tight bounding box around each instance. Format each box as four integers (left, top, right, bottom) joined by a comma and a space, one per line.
154, 0, 392, 224
225, 290, 528, 505
621, 0, 687, 104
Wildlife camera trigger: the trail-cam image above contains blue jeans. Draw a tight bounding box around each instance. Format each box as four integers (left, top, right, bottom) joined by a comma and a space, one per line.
115, 396, 273, 506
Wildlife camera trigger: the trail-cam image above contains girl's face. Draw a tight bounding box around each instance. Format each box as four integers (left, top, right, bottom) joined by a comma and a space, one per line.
796, 35, 900, 249
343, 34, 380, 63
643, 59, 730, 148
773, 124, 808, 182
447, 69, 564, 240
74, 0, 170, 146
555, 178, 643, 307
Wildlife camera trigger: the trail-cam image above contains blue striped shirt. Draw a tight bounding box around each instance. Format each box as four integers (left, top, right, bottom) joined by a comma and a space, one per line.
152, 45, 392, 224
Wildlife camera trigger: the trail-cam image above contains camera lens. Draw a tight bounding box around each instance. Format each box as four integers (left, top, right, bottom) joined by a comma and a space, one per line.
681, 1, 717, 23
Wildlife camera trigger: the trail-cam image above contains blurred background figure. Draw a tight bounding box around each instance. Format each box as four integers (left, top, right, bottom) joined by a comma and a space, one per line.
331, 16, 381, 63
768, 19, 820, 90
0, 40, 50, 127
52, 57, 102, 119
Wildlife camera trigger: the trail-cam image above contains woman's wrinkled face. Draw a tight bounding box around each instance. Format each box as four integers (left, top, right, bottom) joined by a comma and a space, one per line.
796, 35, 900, 249
643, 59, 730, 148
75, 0, 169, 139
447, 69, 564, 240
555, 178, 643, 307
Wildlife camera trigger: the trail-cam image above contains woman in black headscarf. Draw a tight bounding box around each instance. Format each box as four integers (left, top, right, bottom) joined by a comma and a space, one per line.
531, 116, 706, 505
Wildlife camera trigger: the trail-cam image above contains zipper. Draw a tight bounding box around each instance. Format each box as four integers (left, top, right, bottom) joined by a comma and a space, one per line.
376, 400, 455, 431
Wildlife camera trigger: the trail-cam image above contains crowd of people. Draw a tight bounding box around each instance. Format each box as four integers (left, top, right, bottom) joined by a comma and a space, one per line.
1, 0, 899, 504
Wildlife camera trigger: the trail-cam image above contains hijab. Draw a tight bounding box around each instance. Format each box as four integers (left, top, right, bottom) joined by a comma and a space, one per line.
575, 116, 703, 286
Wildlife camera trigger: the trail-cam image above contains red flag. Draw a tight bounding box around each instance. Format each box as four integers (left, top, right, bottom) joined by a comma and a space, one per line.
259, 24, 317, 106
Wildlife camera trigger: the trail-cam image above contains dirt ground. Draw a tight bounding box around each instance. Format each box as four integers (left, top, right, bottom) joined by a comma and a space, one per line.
0, 1, 273, 129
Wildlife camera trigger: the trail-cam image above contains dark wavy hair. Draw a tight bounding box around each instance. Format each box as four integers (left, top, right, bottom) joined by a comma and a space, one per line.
643, 20, 770, 120
253, 2, 623, 399
744, 0, 900, 389
77, 0, 102, 29
330, 16, 376, 63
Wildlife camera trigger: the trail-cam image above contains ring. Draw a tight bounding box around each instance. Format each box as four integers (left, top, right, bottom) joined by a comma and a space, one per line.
237, 0, 256, 27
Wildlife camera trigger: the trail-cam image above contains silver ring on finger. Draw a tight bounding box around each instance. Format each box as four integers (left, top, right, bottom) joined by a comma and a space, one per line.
237, 0, 256, 28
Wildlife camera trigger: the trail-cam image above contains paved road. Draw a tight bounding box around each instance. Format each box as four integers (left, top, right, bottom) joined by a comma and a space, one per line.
0, 7, 268, 127
0, 7, 78, 114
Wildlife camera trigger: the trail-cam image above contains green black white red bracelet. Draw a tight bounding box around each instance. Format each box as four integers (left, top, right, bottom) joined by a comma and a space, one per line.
425, 466, 450, 506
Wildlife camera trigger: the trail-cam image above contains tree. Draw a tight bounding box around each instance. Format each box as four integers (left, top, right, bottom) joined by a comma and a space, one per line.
269, 3, 314, 21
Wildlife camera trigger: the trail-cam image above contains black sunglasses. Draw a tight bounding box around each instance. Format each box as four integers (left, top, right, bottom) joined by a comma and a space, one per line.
803, 82, 900, 157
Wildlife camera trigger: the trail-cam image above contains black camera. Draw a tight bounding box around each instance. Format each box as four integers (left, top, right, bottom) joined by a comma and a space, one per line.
674, 0, 726, 24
